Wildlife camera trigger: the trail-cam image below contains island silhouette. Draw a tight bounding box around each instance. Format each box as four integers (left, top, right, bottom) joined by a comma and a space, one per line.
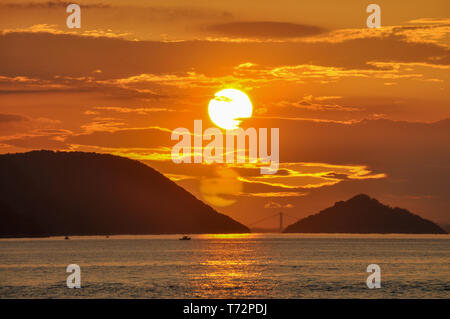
0, 151, 447, 237
0, 150, 249, 237
284, 194, 446, 234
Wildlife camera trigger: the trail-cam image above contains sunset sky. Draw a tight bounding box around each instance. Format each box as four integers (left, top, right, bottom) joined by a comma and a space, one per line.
1, 0, 449, 228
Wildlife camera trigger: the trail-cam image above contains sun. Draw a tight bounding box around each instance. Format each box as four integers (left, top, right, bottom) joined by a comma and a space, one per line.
208, 89, 252, 130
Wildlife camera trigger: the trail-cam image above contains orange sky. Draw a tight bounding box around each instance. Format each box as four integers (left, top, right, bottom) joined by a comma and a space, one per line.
0, 0, 449, 227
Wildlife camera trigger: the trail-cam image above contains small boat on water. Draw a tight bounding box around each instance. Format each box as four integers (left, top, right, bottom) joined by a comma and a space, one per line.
179, 235, 191, 240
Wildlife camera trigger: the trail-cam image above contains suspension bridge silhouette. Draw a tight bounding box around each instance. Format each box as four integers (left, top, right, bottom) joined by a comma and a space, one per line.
247, 212, 301, 232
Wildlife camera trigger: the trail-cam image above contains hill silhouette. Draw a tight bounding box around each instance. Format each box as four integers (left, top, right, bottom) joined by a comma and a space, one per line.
439, 224, 450, 234
0, 150, 249, 237
283, 194, 446, 234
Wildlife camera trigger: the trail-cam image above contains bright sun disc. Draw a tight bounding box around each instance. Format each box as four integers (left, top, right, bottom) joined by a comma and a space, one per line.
208, 89, 252, 130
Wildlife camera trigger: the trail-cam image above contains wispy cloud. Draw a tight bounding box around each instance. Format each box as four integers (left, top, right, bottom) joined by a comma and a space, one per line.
264, 201, 295, 208
1, 23, 133, 39
91, 106, 176, 114
206, 21, 325, 39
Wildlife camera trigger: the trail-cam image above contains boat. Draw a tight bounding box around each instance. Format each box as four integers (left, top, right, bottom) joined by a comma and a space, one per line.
179, 235, 191, 240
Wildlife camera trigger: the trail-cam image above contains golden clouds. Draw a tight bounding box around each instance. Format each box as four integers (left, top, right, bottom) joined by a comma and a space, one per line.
236, 162, 386, 190
1, 23, 132, 39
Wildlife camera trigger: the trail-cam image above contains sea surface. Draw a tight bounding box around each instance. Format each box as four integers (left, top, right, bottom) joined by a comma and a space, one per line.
0, 234, 449, 298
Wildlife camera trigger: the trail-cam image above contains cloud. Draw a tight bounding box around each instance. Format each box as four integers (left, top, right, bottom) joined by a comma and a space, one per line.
0, 1, 233, 21
91, 106, 175, 114
206, 21, 325, 39
236, 162, 386, 190
0, 2, 234, 42
1, 135, 68, 149
302, 19, 450, 45
0, 114, 62, 140
1, 31, 447, 85
0, 73, 164, 99
80, 117, 127, 133
0, 113, 27, 123
274, 95, 359, 112
1, 24, 132, 39
2, 60, 439, 103
241, 192, 306, 198
66, 126, 173, 149
264, 201, 294, 209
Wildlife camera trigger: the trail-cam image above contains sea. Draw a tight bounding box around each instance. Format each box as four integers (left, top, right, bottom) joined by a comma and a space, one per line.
0, 234, 449, 298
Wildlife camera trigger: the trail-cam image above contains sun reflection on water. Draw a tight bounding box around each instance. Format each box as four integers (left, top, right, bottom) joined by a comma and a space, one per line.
201, 233, 255, 239
187, 234, 269, 297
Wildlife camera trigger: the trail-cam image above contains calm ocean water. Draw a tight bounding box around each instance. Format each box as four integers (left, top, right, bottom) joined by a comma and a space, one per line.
0, 234, 449, 298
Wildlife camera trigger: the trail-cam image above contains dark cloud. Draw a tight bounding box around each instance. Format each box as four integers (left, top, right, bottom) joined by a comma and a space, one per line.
243, 117, 450, 167
66, 127, 172, 149
0, 1, 233, 21
0, 113, 27, 123
0, 89, 92, 95
206, 21, 325, 39
1, 32, 448, 80
2, 135, 67, 149
0, 82, 164, 100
